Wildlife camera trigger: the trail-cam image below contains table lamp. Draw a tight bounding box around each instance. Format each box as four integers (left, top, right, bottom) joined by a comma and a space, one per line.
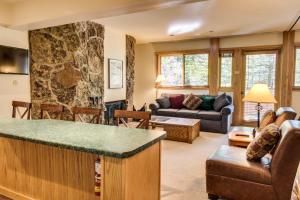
155, 74, 165, 98
243, 84, 277, 128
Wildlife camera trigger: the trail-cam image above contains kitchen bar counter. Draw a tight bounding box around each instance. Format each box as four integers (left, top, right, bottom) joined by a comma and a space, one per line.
0, 117, 166, 200
0, 117, 165, 158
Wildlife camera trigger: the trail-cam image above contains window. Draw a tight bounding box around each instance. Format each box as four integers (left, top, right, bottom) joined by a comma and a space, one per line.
220, 52, 233, 88
160, 55, 183, 86
159, 52, 209, 87
243, 53, 277, 121
295, 48, 300, 87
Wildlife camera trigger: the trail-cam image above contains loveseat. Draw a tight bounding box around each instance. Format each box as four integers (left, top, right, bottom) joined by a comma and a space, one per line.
149, 94, 234, 134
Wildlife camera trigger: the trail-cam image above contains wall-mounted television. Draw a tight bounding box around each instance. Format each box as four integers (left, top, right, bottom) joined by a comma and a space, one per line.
0, 45, 29, 75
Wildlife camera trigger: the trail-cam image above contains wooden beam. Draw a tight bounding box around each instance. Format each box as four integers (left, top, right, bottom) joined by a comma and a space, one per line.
279, 31, 295, 106
209, 38, 220, 95
232, 48, 243, 125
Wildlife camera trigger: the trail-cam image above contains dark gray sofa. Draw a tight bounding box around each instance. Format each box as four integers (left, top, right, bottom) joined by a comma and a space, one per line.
149, 94, 234, 134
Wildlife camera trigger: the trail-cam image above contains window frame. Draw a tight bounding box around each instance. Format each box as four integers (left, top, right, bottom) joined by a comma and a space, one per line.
219, 50, 234, 91
156, 49, 210, 90
293, 44, 300, 90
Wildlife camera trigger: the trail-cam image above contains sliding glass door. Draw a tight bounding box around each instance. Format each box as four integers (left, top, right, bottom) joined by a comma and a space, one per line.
242, 51, 279, 122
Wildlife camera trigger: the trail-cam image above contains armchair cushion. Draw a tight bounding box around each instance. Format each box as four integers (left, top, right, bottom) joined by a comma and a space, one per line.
207, 145, 272, 185
246, 124, 280, 161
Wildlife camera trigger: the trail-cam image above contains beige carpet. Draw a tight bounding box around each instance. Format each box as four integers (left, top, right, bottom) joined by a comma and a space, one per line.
161, 132, 227, 200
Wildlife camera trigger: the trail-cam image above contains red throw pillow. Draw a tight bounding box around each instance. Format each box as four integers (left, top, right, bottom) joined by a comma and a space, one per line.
169, 95, 185, 109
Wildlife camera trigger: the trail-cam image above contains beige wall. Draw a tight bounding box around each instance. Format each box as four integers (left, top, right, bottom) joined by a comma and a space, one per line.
134, 31, 300, 114
0, 26, 30, 117
104, 27, 126, 102
0, 2, 11, 25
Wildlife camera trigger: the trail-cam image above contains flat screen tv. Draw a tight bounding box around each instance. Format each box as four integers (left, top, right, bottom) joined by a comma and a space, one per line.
0, 45, 29, 75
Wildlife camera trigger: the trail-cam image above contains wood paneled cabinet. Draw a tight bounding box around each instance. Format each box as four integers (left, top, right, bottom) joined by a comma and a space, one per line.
0, 137, 161, 200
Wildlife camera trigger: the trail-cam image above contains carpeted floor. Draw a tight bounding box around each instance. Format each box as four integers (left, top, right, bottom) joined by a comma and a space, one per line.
161, 132, 227, 200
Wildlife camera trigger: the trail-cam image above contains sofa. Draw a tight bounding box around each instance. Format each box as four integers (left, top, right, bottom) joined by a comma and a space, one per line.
206, 120, 300, 200
149, 94, 234, 134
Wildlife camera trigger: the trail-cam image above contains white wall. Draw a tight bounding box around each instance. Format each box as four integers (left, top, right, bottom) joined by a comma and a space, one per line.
0, 26, 30, 117
103, 27, 126, 102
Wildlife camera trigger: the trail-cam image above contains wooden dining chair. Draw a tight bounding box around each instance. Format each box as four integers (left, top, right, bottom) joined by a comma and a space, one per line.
114, 110, 151, 129
12, 101, 32, 120
40, 103, 64, 120
72, 107, 102, 124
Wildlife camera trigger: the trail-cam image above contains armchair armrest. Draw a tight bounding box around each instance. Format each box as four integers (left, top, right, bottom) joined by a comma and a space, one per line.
221, 104, 234, 116
149, 102, 160, 111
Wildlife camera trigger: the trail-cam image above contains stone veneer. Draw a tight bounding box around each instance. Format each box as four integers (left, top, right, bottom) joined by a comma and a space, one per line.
29, 21, 104, 119
126, 35, 136, 110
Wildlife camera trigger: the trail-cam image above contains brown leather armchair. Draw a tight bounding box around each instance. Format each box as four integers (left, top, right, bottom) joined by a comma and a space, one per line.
206, 120, 300, 200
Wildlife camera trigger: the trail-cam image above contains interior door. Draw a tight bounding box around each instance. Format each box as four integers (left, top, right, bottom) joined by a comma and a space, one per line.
241, 51, 279, 125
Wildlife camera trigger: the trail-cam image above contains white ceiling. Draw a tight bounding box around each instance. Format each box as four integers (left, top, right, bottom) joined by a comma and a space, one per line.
94, 0, 300, 43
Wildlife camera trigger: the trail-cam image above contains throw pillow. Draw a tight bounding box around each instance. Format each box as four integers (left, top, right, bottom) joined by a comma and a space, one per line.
199, 95, 215, 110
258, 110, 276, 131
213, 93, 230, 112
156, 97, 171, 109
246, 123, 280, 161
169, 94, 185, 109
275, 112, 296, 127
183, 93, 203, 110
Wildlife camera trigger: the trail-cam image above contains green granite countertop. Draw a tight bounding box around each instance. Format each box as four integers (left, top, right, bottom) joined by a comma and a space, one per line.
0, 117, 166, 158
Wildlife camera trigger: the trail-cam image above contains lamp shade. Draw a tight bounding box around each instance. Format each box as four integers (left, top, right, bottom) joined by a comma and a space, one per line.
243, 84, 277, 104
155, 74, 165, 83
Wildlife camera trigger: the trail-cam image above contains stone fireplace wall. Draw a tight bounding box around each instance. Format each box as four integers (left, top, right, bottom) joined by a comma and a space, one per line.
126, 35, 136, 110
29, 21, 104, 119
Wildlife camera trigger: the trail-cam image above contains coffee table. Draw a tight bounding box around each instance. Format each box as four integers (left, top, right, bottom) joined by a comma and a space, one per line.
150, 115, 200, 144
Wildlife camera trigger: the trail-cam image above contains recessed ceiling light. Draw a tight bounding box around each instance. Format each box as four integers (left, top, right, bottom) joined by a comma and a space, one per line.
168, 22, 201, 36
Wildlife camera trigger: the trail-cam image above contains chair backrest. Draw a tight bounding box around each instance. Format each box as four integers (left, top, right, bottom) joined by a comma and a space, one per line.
114, 110, 151, 129
72, 107, 102, 124
271, 120, 300, 200
40, 103, 64, 120
12, 101, 32, 120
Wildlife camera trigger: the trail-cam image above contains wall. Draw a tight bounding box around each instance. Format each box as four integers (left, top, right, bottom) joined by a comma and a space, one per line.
133, 31, 298, 109
29, 21, 104, 119
104, 28, 126, 102
0, 26, 30, 117
0, 2, 11, 25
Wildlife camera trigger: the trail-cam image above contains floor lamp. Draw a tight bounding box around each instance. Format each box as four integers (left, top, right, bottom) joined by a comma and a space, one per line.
155, 74, 164, 98
243, 84, 277, 135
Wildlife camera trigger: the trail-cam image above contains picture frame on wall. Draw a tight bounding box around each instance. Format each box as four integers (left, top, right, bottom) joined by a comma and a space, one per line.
108, 58, 123, 89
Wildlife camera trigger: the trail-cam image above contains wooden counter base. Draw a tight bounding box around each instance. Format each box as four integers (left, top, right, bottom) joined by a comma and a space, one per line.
0, 137, 161, 200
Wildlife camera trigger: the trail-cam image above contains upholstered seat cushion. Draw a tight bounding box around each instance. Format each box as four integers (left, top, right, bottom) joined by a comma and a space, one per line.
196, 110, 222, 121
176, 109, 199, 118
156, 109, 179, 117
206, 145, 272, 185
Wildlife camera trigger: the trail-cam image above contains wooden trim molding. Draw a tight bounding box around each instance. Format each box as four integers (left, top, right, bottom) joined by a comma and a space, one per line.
156, 49, 210, 88
279, 31, 295, 106
209, 38, 220, 95
156, 86, 209, 90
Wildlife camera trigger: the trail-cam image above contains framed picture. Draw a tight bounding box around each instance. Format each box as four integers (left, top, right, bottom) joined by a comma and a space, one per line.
108, 59, 123, 89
